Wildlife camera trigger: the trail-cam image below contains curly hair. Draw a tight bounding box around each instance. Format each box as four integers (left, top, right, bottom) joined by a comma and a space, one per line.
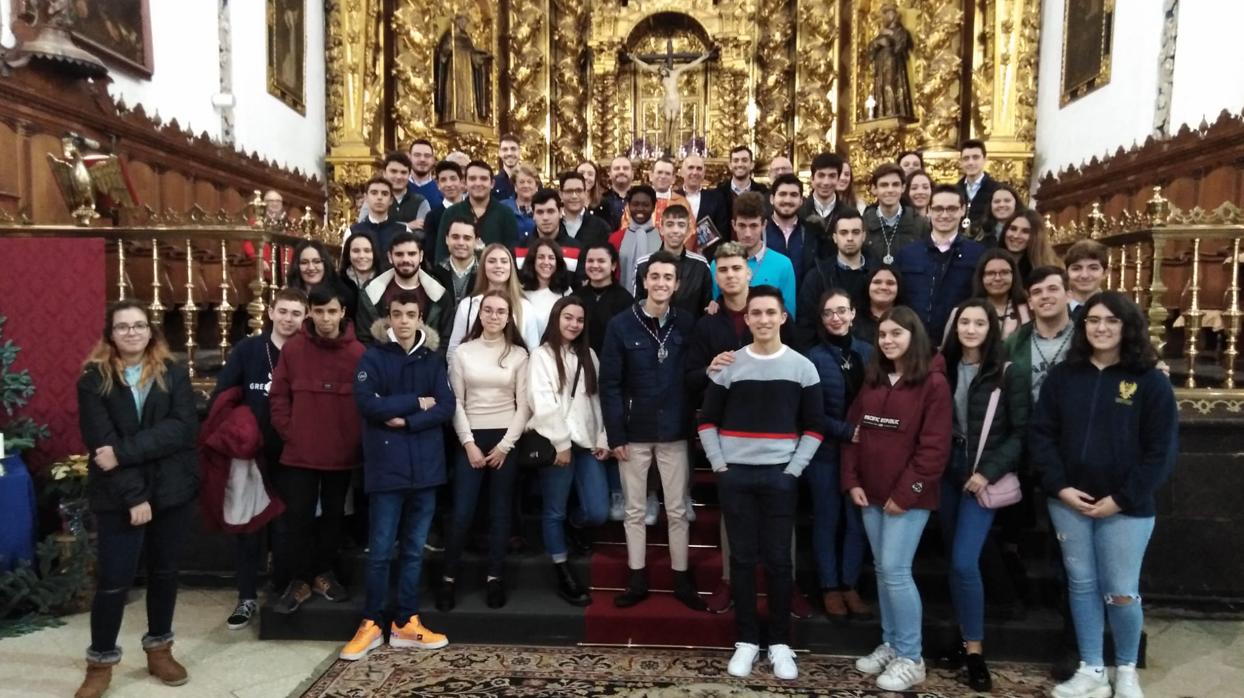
1065, 291, 1159, 373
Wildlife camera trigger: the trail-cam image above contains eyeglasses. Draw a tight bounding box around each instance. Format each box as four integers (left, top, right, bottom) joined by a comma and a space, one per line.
112, 322, 150, 334
983, 270, 1013, 278
479, 307, 510, 317
1085, 316, 1123, 327
299, 258, 324, 267
929, 206, 961, 215
821, 307, 852, 319
561, 187, 585, 195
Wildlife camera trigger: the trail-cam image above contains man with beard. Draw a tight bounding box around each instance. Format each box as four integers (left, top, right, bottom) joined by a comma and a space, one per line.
356, 231, 452, 345
717, 146, 768, 215
437, 160, 519, 254
710, 192, 796, 319
610, 186, 661, 294
765, 174, 812, 284
795, 211, 876, 350
601, 156, 634, 230
492, 134, 522, 200
408, 138, 442, 209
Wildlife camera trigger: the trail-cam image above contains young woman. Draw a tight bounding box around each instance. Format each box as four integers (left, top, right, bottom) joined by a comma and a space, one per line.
439, 291, 531, 611
972, 249, 1030, 339
286, 240, 339, 293
577, 160, 610, 222
974, 184, 1024, 247
852, 266, 904, 345
842, 305, 951, 692
836, 160, 858, 210
937, 299, 1029, 692
519, 237, 572, 341
338, 231, 387, 313
1033, 292, 1177, 698
896, 150, 924, 178
527, 297, 611, 605
447, 243, 540, 359
805, 290, 873, 620
1000, 210, 1058, 281
509, 164, 541, 242
904, 170, 934, 219
75, 301, 199, 697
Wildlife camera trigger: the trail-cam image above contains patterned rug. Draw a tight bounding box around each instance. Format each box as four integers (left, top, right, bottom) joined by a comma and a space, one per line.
300, 644, 1055, 697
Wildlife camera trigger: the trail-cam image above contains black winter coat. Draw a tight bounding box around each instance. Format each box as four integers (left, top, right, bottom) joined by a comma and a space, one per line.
944, 359, 1029, 484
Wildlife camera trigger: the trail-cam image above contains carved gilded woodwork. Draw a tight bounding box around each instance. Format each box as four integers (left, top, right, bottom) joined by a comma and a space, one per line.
551, 0, 590, 172
506, 0, 549, 170
794, 0, 839, 169
755, 0, 795, 160
392, 0, 438, 144
588, 39, 623, 161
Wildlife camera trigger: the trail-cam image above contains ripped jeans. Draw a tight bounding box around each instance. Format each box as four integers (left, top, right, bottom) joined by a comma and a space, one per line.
1048, 499, 1155, 666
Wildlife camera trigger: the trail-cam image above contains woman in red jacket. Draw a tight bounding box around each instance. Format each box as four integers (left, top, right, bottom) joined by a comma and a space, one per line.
842, 305, 951, 692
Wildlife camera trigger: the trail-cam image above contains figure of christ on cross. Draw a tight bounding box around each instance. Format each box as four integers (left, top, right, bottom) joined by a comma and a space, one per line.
627, 39, 716, 148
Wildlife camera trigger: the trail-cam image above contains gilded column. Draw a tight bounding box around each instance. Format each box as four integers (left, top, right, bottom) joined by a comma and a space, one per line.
712, 36, 751, 156
506, 0, 550, 172
755, 0, 796, 160
325, 0, 385, 232
911, 0, 964, 150
794, 0, 839, 169
392, 0, 438, 147
550, 0, 590, 172
976, 0, 1040, 185
589, 39, 622, 162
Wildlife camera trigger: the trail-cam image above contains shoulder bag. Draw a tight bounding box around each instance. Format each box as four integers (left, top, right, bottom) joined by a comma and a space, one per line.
515, 360, 582, 468
972, 363, 1022, 509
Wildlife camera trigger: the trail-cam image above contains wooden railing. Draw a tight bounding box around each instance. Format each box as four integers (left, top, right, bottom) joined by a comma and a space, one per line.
1050, 188, 1244, 412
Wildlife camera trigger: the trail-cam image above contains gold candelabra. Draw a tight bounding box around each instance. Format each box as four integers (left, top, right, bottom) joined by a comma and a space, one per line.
1184, 238, 1203, 389
181, 239, 198, 380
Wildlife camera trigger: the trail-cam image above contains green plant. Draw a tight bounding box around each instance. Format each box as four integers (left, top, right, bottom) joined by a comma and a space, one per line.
42, 454, 90, 503
0, 314, 49, 453
0, 533, 93, 638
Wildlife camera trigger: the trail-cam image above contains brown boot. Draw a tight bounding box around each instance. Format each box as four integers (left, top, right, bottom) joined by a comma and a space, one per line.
842, 587, 874, 619
822, 589, 848, 619
75, 660, 113, 698
144, 641, 189, 686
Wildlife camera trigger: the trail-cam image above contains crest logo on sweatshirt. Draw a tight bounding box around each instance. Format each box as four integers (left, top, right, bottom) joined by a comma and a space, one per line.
1116, 380, 1137, 406
358, 371, 368, 382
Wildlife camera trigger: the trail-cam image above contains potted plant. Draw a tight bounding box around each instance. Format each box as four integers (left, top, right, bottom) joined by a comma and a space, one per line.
46, 454, 92, 536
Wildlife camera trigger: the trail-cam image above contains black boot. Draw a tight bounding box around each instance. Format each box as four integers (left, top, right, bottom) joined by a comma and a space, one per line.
486, 577, 507, 608
554, 562, 591, 606
613, 568, 649, 608
435, 578, 455, 612
966, 653, 993, 692
565, 525, 593, 556
673, 570, 707, 612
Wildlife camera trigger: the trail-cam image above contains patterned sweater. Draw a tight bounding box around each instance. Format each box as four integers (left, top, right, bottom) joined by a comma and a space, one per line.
696, 345, 824, 476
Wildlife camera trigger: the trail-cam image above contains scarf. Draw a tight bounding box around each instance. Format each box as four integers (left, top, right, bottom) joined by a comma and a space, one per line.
618, 218, 659, 293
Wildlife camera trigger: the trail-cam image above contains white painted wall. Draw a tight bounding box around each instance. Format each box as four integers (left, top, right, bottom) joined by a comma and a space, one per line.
1167, 2, 1244, 131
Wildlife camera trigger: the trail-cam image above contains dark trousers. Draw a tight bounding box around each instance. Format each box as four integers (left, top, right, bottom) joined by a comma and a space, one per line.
717, 464, 797, 645
89, 502, 190, 661
364, 487, 437, 625
443, 429, 518, 580
235, 531, 262, 601
271, 465, 352, 589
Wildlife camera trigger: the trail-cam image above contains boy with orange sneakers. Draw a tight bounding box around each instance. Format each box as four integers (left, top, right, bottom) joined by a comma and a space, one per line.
340, 292, 456, 660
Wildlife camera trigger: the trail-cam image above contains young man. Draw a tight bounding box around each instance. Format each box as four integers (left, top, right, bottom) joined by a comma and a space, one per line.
956, 139, 998, 226
718, 145, 768, 204
492, 134, 521, 200
1005, 266, 1074, 405
437, 160, 518, 254
601, 156, 635, 230
431, 221, 479, 324
1064, 239, 1109, 316
210, 287, 307, 630
799, 152, 844, 241
710, 191, 797, 319
357, 231, 452, 344
408, 138, 442, 209
893, 184, 985, 344
573, 242, 634, 356
610, 185, 661, 294
358, 151, 430, 232
515, 189, 580, 273
428, 160, 467, 263
600, 250, 706, 612
340, 291, 456, 661
765, 173, 811, 282
796, 210, 875, 350
269, 284, 366, 614
678, 153, 728, 235
350, 176, 408, 255
558, 171, 612, 249
634, 204, 711, 317
698, 285, 823, 681
863, 163, 927, 263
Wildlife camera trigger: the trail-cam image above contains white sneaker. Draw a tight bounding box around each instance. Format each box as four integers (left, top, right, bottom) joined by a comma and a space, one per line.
876, 657, 926, 691
1112, 664, 1144, 698
854, 642, 897, 674
644, 491, 659, 526
727, 642, 759, 677
1051, 663, 1111, 698
767, 643, 798, 680
609, 491, 625, 522
685, 495, 697, 522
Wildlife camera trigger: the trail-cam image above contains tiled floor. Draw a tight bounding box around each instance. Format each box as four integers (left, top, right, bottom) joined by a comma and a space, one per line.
0, 589, 1240, 698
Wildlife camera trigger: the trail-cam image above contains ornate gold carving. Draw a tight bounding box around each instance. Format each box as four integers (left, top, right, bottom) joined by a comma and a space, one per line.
794, 0, 839, 168
909, 0, 964, 148
392, 0, 438, 145
589, 39, 622, 161
325, 0, 385, 152
506, 1, 548, 170
755, 0, 795, 159
971, 2, 994, 139
551, 0, 589, 172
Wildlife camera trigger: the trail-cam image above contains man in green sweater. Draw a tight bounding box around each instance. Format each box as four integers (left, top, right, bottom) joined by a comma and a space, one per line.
435, 160, 518, 262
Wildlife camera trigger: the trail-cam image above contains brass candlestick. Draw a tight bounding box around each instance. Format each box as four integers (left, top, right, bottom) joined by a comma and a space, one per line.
182, 239, 198, 379
149, 239, 165, 327
1185, 238, 1204, 388
1224, 237, 1242, 389
218, 239, 234, 363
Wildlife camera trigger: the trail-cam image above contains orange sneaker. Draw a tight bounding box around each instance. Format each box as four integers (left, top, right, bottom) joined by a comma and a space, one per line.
339, 619, 383, 661
390, 615, 448, 650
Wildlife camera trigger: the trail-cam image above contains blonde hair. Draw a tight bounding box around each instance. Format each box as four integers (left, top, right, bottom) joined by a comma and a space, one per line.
514, 164, 541, 188
82, 300, 173, 395
471, 243, 526, 328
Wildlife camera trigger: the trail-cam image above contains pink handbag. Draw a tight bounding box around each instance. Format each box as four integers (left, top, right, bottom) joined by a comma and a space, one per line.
971, 364, 1022, 510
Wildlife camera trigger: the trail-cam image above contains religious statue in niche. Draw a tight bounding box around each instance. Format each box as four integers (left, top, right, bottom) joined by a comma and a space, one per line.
626, 41, 716, 151
866, 2, 914, 120
435, 14, 493, 125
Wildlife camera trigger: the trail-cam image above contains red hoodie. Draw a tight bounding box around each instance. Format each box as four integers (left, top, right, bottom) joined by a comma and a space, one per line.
841, 355, 952, 511
269, 319, 365, 470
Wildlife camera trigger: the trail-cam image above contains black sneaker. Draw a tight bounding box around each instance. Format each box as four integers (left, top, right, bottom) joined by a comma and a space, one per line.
435, 578, 456, 612
966, 653, 993, 692
226, 599, 258, 630
424, 527, 445, 553
273, 581, 311, 615
485, 578, 507, 608
312, 572, 349, 602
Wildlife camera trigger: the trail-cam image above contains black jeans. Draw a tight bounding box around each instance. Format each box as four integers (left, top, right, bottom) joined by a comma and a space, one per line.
717, 464, 797, 645
235, 531, 263, 601
88, 501, 191, 662
443, 429, 518, 580
271, 465, 352, 589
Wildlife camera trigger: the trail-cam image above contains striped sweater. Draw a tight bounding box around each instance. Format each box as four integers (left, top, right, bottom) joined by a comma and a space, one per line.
696, 345, 824, 476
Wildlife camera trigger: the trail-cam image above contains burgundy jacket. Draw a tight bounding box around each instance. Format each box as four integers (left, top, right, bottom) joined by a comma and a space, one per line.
269, 320, 366, 470
198, 386, 284, 533
841, 355, 952, 511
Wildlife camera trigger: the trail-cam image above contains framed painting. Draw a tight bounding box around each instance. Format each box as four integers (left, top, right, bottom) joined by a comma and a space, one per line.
267, 0, 306, 114
1060, 0, 1114, 106
71, 0, 154, 77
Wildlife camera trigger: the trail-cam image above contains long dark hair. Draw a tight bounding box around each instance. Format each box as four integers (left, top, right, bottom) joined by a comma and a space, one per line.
539, 296, 598, 396
1066, 291, 1159, 373
519, 237, 571, 293
977, 183, 1025, 241
940, 299, 1006, 390
466, 289, 528, 365
971, 248, 1027, 308
864, 305, 933, 386
1000, 209, 1059, 269
338, 231, 388, 279
815, 287, 856, 346
866, 264, 904, 314
287, 239, 340, 291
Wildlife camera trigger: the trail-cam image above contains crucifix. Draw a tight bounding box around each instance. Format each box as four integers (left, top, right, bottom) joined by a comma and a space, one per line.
627, 38, 715, 149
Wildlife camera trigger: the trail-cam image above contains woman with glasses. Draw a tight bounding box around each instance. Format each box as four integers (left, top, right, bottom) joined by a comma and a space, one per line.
1033, 292, 1177, 698
447, 243, 541, 360
286, 240, 340, 293
971, 249, 1029, 339
75, 301, 199, 698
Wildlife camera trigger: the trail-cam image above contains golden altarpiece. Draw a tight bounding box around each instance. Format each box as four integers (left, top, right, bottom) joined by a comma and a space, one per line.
323, 0, 1038, 229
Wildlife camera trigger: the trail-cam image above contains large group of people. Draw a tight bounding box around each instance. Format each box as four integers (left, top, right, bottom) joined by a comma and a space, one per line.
73, 136, 1177, 698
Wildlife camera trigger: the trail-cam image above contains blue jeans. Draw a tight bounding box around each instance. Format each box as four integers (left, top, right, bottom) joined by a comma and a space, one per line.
444, 429, 518, 580
539, 447, 610, 562
860, 505, 930, 661
804, 454, 866, 589
363, 487, 436, 625
939, 475, 998, 643
1048, 499, 1155, 666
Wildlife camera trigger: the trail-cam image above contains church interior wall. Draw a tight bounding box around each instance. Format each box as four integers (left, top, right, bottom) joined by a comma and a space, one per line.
1166, 1, 1244, 135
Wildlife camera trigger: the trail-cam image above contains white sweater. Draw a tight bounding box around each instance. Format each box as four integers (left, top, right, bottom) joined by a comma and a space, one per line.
527, 344, 607, 452
447, 294, 542, 362
449, 336, 531, 452
523, 287, 570, 344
